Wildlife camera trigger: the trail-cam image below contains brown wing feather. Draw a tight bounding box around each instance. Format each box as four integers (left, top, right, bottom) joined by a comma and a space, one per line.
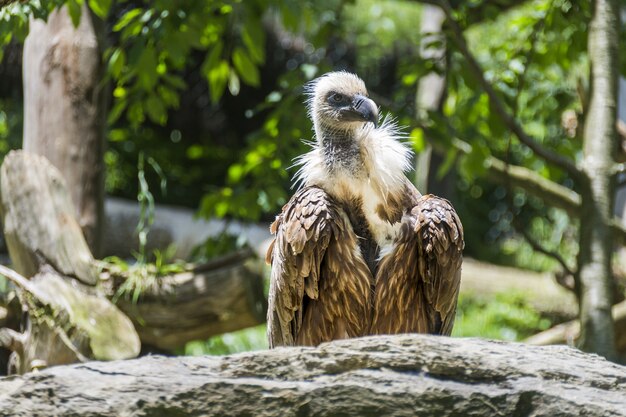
414, 195, 464, 335
267, 186, 372, 347
372, 194, 464, 336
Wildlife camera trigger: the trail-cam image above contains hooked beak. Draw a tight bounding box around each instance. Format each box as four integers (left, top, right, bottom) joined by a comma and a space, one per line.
344, 94, 379, 127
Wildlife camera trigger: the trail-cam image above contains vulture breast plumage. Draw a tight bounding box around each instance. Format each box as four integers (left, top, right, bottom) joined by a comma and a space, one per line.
266, 71, 464, 348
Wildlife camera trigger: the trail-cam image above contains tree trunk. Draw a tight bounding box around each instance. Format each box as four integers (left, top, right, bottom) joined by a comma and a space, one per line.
0, 151, 98, 285
414, 4, 446, 193
22, 4, 106, 257
577, 0, 619, 360
0, 151, 140, 373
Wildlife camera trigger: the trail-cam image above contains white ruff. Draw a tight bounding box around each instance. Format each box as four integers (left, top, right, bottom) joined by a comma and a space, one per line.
293, 116, 413, 248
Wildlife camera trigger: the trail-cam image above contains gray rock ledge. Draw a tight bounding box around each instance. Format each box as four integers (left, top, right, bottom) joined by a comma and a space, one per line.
0, 334, 624, 416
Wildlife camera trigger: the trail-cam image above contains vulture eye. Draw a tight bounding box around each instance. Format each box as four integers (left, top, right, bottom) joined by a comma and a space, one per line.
329, 93, 346, 104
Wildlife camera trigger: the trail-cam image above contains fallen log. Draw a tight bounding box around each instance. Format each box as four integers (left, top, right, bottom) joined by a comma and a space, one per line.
0, 265, 139, 374
0, 334, 624, 416
100, 250, 267, 351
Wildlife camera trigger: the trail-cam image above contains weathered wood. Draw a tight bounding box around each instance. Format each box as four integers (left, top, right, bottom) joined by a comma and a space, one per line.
23, 3, 106, 256
0, 265, 140, 374
0, 151, 97, 285
103, 251, 267, 351
0, 334, 624, 416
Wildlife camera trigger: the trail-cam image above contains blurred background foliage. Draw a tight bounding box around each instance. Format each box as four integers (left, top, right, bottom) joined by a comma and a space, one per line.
0, 0, 611, 354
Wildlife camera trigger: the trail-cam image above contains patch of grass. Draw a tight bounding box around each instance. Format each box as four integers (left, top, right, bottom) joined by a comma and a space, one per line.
452, 292, 552, 341
183, 290, 551, 356
183, 324, 268, 356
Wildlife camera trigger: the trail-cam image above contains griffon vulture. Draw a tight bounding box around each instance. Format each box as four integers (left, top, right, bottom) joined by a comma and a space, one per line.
266, 71, 464, 347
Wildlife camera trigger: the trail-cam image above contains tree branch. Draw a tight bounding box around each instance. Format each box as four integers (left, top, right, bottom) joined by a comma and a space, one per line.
435, 0, 582, 179
486, 158, 581, 216
511, 217, 576, 277
425, 130, 626, 246
0, 0, 25, 8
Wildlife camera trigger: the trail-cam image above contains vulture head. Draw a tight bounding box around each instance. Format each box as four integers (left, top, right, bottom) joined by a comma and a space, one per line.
307, 71, 379, 140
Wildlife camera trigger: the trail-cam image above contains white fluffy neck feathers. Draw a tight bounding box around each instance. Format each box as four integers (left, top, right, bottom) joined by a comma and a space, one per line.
293, 116, 412, 198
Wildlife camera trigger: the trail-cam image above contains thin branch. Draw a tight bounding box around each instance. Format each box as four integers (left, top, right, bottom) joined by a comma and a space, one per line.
610, 219, 626, 246
436, 0, 582, 179
612, 162, 626, 176
0, 265, 39, 297
0, 0, 26, 8
511, 217, 576, 277
0, 328, 24, 352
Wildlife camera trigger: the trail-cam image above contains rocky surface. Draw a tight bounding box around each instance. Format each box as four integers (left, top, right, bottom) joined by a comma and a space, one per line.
0, 334, 624, 416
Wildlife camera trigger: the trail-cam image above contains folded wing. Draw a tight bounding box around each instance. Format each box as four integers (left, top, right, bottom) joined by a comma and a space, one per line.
372, 194, 464, 335
266, 186, 372, 347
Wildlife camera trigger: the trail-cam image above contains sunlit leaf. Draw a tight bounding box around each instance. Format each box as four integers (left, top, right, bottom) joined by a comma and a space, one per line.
113, 8, 142, 32
207, 60, 229, 103
67, 0, 83, 27
232, 47, 260, 87
88, 0, 111, 19
145, 95, 167, 125
137, 45, 158, 90
228, 70, 240, 96
108, 48, 126, 79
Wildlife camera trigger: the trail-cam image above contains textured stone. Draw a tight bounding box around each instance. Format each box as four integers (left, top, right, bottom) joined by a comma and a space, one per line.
0, 335, 624, 416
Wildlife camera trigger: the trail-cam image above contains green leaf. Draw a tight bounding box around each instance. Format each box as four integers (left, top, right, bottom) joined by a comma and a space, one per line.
207, 60, 229, 103
145, 95, 167, 125
113, 8, 142, 32
410, 128, 425, 152
459, 143, 490, 180
242, 18, 265, 64
162, 74, 187, 90
88, 0, 111, 19
157, 85, 180, 108
437, 148, 458, 179
232, 47, 260, 87
228, 69, 240, 96
202, 43, 223, 75
137, 46, 158, 90
67, 0, 83, 27
108, 100, 127, 124
108, 48, 126, 79
127, 101, 145, 124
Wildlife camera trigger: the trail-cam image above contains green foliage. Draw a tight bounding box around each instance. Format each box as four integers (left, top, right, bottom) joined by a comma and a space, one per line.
189, 232, 249, 264
135, 152, 166, 263
0, 99, 22, 162
104, 245, 186, 305
105, 0, 333, 127
452, 292, 552, 341
102, 153, 186, 304
184, 324, 268, 356
427, 0, 589, 265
